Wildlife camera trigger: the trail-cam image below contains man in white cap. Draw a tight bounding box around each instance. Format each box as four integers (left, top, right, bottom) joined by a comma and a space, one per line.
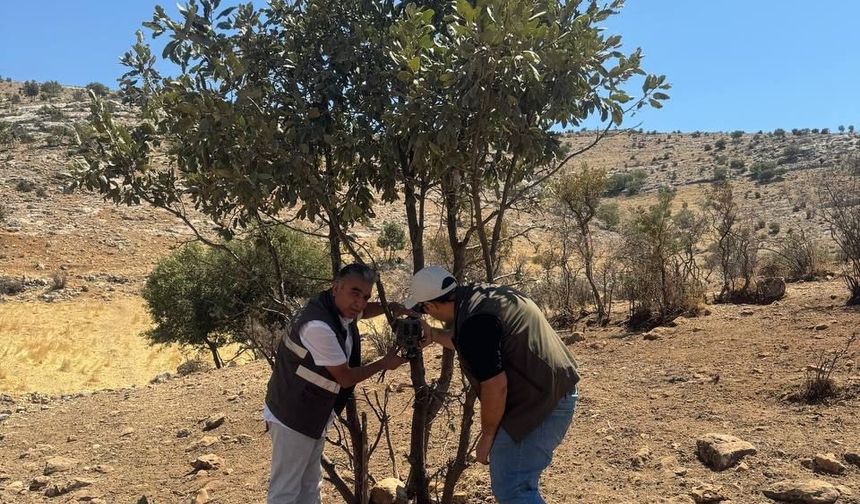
405, 265, 579, 504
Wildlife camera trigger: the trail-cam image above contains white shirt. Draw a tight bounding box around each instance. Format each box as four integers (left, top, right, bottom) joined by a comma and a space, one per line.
263, 315, 356, 430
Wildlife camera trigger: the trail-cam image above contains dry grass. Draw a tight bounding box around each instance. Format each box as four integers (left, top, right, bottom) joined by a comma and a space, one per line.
0, 296, 183, 394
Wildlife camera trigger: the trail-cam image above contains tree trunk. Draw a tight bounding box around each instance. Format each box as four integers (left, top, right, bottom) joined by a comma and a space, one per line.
202, 336, 222, 369
441, 386, 477, 504
346, 397, 370, 504
405, 354, 432, 504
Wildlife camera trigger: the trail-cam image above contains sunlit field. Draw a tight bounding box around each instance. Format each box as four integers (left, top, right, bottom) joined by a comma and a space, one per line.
0, 296, 184, 394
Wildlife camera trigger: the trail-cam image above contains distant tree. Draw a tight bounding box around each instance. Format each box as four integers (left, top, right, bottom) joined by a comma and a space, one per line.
553, 164, 610, 324
85, 82, 110, 97
714, 139, 727, 150
838, 125, 845, 133
773, 128, 786, 137
730, 130, 744, 140
849, 125, 855, 133
40, 80, 63, 99
22, 80, 39, 100
821, 128, 830, 134
376, 221, 406, 262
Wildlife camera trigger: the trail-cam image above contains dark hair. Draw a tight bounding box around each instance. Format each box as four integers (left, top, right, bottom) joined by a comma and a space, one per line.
335, 263, 377, 284
429, 289, 456, 304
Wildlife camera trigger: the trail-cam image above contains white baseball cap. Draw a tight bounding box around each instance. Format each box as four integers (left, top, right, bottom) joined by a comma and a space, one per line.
404, 266, 458, 310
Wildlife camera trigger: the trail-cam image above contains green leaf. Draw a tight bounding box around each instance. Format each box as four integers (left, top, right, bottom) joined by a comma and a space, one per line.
408, 56, 420, 73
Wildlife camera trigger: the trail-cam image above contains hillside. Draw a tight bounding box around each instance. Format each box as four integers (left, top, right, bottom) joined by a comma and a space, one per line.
1, 80, 860, 503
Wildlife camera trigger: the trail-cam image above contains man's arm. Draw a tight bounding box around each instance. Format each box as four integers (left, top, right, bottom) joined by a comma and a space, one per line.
421, 321, 455, 350
476, 372, 508, 463
325, 348, 406, 388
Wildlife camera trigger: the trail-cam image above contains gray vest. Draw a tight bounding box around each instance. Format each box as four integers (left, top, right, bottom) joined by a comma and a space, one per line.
265, 290, 360, 439
454, 284, 579, 442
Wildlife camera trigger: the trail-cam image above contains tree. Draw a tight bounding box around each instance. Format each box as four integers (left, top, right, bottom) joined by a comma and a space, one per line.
818, 157, 860, 304
552, 164, 610, 324
377, 221, 406, 262
142, 227, 329, 368
704, 181, 759, 301
22, 80, 39, 100
73, 1, 668, 502
85, 82, 110, 97
40, 80, 63, 99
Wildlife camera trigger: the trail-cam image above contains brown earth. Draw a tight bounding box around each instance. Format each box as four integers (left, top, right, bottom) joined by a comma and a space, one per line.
2, 81, 860, 503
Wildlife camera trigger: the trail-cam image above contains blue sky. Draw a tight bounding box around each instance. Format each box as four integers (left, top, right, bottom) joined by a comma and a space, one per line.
1, 1, 858, 132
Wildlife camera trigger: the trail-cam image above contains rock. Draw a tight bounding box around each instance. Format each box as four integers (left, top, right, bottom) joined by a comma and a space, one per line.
177, 428, 192, 438
150, 373, 172, 384
696, 433, 757, 471
563, 332, 586, 344
5, 481, 24, 493
29, 476, 50, 491
736, 462, 750, 472
643, 331, 660, 341
812, 453, 846, 475
44, 456, 78, 475
690, 484, 728, 503
762, 479, 840, 503
186, 436, 220, 452
202, 413, 226, 431
845, 452, 860, 467
631, 447, 652, 469
236, 434, 253, 444
44, 478, 93, 497
740, 309, 755, 316
120, 427, 135, 437
370, 478, 407, 504
814, 324, 829, 331
757, 277, 786, 303
191, 487, 210, 503
191, 454, 224, 471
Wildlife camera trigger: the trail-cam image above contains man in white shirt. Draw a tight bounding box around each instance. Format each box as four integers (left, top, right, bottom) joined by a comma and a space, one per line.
264, 263, 408, 504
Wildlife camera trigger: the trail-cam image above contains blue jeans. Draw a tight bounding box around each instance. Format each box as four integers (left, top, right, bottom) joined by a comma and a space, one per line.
489, 392, 578, 504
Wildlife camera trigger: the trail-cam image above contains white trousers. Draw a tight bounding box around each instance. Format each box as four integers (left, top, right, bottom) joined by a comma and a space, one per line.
267, 420, 325, 504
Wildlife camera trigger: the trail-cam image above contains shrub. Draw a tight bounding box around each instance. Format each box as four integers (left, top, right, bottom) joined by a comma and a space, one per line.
703, 144, 712, 152
604, 169, 647, 197
15, 179, 37, 192
818, 158, 860, 304
38, 105, 66, 121
773, 128, 786, 137
620, 189, 705, 327
749, 161, 785, 183
769, 229, 826, 281
22, 80, 39, 99
40, 80, 63, 98
50, 272, 67, 291
821, 128, 830, 135
730, 130, 744, 140
768, 222, 780, 235
704, 182, 760, 302
791, 334, 856, 404
0, 276, 25, 295
729, 159, 746, 171
176, 358, 211, 376
10, 94, 21, 104
596, 202, 620, 231
712, 166, 728, 182
72, 89, 86, 102
778, 145, 803, 164
714, 139, 727, 150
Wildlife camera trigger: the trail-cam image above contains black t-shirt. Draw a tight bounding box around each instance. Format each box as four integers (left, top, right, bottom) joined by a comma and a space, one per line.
456, 314, 504, 382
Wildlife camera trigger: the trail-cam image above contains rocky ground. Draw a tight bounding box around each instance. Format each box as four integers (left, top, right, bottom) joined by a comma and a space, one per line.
2, 81, 860, 503
1, 279, 858, 503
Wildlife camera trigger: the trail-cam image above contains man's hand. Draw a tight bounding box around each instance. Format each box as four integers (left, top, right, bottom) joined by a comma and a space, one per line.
382, 347, 409, 370
475, 431, 494, 465
419, 319, 435, 348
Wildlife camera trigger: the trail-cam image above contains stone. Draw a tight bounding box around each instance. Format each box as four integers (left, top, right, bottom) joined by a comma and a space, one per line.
563, 332, 586, 344
756, 277, 786, 303
191, 454, 224, 471
690, 484, 727, 503
696, 433, 756, 471
191, 487, 210, 503
845, 452, 860, 467
177, 428, 192, 438
812, 453, 846, 475
643, 331, 661, 341
120, 427, 135, 437
631, 447, 652, 469
814, 324, 829, 331
370, 478, 407, 504
762, 479, 840, 503
202, 413, 226, 431
44, 456, 78, 475
29, 476, 50, 491
44, 478, 93, 497
185, 436, 219, 452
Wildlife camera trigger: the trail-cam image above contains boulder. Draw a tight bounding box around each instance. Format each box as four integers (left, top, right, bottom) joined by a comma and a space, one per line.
44, 456, 78, 476
690, 484, 728, 503
812, 453, 846, 475
756, 277, 786, 303
696, 433, 756, 471
370, 478, 407, 504
762, 479, 841, 504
